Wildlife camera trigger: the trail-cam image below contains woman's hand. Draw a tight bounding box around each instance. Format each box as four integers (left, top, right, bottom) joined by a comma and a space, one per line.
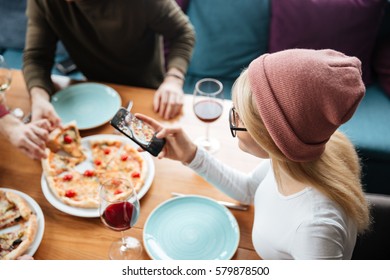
135, 114, 197, 164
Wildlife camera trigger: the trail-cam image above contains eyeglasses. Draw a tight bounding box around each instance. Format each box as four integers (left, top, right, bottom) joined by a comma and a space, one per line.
229, 107, 247, 137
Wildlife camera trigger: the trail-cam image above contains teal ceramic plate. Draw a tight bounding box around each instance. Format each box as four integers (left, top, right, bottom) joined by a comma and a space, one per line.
143, 196, 240, 260
51, 83, 121, 130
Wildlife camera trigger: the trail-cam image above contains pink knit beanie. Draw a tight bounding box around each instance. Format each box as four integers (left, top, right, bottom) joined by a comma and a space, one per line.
247, 49, 365, 162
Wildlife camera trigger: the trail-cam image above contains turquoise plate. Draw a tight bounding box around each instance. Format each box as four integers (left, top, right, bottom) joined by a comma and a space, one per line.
143, 196, 240, 260
51, 83, 121, 130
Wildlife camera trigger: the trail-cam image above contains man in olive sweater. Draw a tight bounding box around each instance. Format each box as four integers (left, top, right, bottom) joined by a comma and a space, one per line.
23, 0, 195, 125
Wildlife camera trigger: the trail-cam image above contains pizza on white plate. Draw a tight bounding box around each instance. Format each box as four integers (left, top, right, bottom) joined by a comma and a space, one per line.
104, 143, 147, 191
89, 139, 122, 170
42, 122, 148, 209
41, 148, 81, 176
0, 190, 38, 260
45, 170, 101, 208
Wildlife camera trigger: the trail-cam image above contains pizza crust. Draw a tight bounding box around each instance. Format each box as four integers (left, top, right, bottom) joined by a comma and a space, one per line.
137, 157, 148, 192
45, 172, 101, 208
0, 191, 21, 229
5, 192, 32, 220
125, 145, 147, 192
60, 196, 99, 208
41, 149, 52, 176
0, 191, 38, 260
2, 215, 38, 260
45, 175, 64, 205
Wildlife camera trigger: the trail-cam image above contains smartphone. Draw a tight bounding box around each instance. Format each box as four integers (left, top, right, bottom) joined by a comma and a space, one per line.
56, 57, 78, 74
110, 108, 166, 157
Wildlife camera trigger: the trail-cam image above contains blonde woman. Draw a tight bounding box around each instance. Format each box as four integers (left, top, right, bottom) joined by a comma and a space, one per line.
137, 49, 370, 259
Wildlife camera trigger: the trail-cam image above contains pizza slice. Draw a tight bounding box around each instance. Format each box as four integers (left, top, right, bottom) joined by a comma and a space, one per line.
105, 144, 147, 192
47, 121, 86, 161
89, 139, 123, 170
0, 215, 37, 260
41, 148, 81, 177
46, 170, 101, 208
0, 191, 33, 230
0, 190, 38, 260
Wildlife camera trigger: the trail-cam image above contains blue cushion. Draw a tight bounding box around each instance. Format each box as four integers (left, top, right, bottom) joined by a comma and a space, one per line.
0, 0, 27, 49
2, 49, 24, 70
340, 83, 390, 160
185, 0, 270, 98
3, 49, 84, 80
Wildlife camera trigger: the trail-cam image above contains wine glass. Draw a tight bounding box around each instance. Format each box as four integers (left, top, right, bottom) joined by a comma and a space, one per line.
0, 55, 24, 119
99, 177, 142, 260
193, 78, 224, 153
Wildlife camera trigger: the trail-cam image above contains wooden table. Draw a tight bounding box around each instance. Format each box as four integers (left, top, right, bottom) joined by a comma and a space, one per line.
0, 70, 261, 260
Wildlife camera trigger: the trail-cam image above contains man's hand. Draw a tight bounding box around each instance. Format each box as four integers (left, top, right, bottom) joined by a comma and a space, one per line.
153, 70, 185, 120
30, 87, 61, 129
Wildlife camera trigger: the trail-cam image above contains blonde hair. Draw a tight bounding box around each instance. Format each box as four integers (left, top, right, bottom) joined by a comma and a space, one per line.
232, 69, 370, 233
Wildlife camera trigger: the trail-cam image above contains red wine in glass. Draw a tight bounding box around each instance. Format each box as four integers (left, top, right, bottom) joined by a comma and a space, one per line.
99, 178, 142, 260
193, 78, 224, 153
101, 201, 139, 231
194, 99, 223, 123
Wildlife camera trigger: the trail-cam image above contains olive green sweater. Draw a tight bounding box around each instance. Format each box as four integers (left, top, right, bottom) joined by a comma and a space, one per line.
23, 0, 195, 94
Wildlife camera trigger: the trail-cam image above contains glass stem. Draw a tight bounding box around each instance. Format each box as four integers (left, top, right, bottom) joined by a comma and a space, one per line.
205, 123, 210, 142
120, 231, 127, 251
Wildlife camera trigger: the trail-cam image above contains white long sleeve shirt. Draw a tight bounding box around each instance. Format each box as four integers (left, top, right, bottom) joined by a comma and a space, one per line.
187, 148, 357, 260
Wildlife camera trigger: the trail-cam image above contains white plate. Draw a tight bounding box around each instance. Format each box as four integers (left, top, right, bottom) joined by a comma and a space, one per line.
0, 188, 45, 258
51, 83, 122, 130
41, 134, 155, 218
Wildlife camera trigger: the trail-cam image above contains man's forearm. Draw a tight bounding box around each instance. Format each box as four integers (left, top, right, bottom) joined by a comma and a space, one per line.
30, 87, 51, 102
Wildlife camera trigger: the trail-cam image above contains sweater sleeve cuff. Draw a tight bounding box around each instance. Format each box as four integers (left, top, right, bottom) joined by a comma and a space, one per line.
185, 146, 207, 170
167, 56, 189, 76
